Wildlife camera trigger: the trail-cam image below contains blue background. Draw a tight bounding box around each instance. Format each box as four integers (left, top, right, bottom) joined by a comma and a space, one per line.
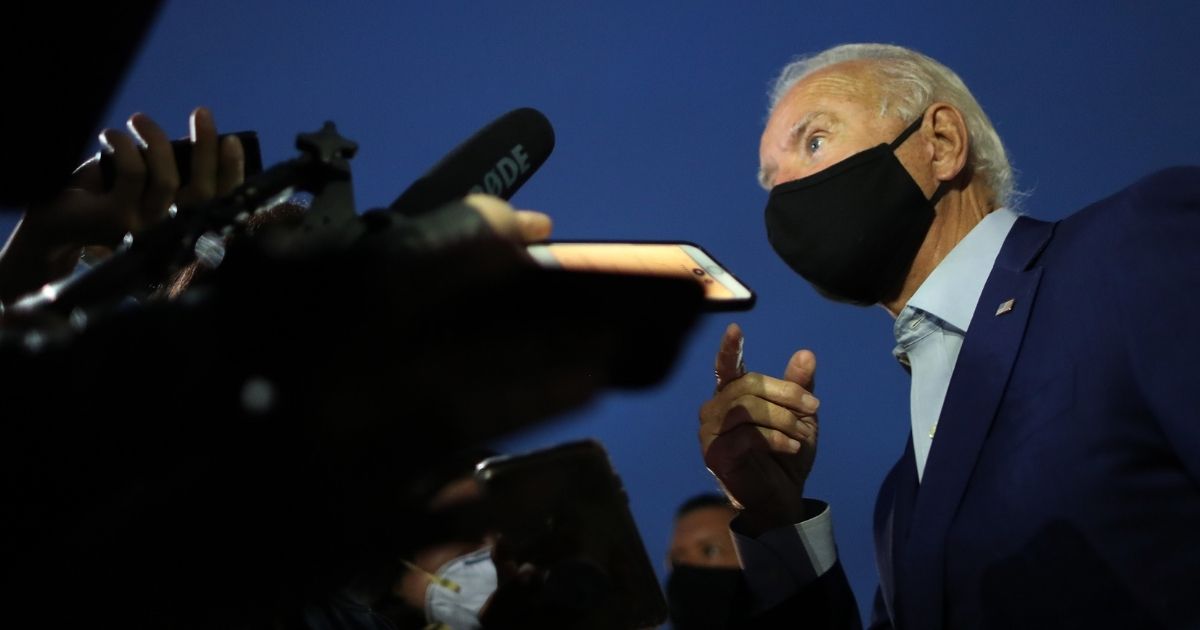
5, 0, 1198, 618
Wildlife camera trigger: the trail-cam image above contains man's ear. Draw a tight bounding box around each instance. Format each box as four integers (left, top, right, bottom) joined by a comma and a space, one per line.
927, 102, 970, 184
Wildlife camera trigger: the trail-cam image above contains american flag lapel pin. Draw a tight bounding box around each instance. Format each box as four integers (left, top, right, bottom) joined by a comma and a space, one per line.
995, 298, 1016, 316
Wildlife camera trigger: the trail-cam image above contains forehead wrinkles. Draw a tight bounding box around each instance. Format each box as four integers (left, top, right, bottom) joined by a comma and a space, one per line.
767, 70, 885, 149
787, 63, 885, 115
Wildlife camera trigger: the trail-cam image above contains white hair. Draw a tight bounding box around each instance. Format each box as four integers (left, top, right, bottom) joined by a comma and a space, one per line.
768, 43, 1015, 208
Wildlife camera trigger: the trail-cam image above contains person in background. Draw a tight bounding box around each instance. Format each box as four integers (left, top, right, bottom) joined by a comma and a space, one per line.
668, 493, 739, 570
375, 448, 499, 630
665, 493, 745, 630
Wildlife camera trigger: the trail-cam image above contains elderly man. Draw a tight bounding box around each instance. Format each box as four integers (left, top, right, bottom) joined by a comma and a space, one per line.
699, 43, 1200, 628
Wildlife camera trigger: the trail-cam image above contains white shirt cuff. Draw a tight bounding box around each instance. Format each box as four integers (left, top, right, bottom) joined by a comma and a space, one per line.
729, 499, 838, 612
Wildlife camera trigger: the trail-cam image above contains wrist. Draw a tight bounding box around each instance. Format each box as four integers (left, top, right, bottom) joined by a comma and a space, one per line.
736, 496, 808, 537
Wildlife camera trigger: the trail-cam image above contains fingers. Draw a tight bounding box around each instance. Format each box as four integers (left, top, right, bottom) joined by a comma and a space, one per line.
464, 193, 518, 239
70, 154, 103, 191
714, 371, 818, 416
512, 210, 552, 243
34, 108, 234, 253
216, 133, 245, 195
460, 195, 555, 245
99, 129, 146, 212
783, 348, 817, 391
187, 106, 219, 200
714, 322, 745, 391
128, 113, 178, 227
699, 367, 819, 477
180, 107, 243, 204
705, 420, 811, 463
703, 394, 813, 446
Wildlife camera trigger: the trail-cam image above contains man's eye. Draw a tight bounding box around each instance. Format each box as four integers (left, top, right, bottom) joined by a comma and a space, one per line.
807, 136, 824, 154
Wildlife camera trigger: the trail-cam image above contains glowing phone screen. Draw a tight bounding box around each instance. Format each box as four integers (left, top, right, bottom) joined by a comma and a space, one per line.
532, 243, 736, 299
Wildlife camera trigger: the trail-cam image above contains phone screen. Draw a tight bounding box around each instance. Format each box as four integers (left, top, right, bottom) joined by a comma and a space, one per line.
527, 242, 754, 308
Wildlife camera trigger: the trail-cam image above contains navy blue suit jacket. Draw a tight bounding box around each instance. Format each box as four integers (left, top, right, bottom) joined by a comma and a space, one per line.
783, 167, 1200, 630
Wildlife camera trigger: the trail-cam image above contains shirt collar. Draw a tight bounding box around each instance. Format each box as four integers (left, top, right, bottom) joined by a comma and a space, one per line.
905, 207, 1019, 334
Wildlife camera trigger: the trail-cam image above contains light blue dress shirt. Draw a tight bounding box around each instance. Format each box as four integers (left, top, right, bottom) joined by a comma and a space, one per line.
893, 207, 1019, 479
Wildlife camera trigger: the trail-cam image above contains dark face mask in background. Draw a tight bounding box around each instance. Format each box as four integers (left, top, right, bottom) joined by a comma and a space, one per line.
764, 114, 944, 306
666, 565, 744, 630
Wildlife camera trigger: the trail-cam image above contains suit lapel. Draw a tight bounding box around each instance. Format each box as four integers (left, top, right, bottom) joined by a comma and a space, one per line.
875, 437, 917, 624
896, 216, 1055, 630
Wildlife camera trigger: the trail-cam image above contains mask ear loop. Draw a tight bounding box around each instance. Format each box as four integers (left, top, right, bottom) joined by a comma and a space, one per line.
928, 180, 951, 207
403, 559, 462, 593
888, 115, 926, 150
889, 113, 951, 207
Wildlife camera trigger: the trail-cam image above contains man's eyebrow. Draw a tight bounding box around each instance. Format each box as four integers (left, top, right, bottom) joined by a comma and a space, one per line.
787, 111, 836, 145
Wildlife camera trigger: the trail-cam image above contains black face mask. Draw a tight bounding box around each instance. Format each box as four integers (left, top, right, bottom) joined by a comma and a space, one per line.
764, 115, 943, 306
665, 565, 744, 630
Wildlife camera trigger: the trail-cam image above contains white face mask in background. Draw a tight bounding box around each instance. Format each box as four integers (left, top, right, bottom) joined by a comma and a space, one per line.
424, 547, 498, 630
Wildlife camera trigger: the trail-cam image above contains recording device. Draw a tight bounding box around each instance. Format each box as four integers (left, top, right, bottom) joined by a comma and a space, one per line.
99, 131, 263, 190
13, 108, 551, 320
389, 107, 555, 216
475, 441, 668, 629
19, 124, 352, 319
527, 241, 755, 310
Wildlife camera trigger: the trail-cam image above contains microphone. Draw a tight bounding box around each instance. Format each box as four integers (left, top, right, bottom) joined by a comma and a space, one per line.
388, 108, 555, 216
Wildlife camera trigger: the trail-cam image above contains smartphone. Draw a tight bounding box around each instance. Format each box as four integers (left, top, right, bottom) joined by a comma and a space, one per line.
99, 130, 263, 191
475, 440, 668, 629
526, 241, 755, 311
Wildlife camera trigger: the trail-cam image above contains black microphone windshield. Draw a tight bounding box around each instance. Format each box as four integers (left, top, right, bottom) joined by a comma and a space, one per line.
389, 107, 555, 216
